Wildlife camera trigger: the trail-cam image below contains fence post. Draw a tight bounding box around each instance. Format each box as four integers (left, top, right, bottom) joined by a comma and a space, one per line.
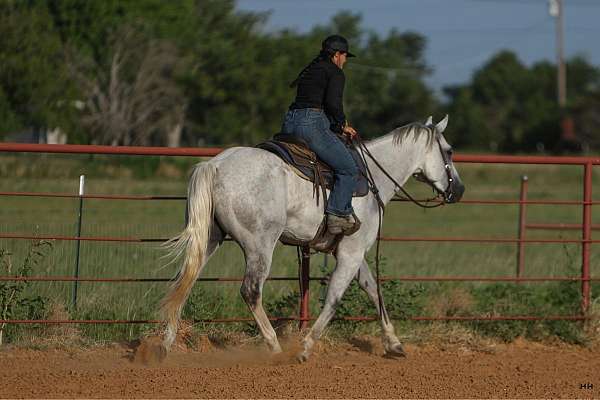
516, 175, 528, 279
581, 163, 592, 313
299, 246, 310, 331
71, 175, 85, 310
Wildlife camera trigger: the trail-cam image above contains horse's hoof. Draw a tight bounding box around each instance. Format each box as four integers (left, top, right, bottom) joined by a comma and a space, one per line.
384, 343, 407, 358
296, 352, 309, 363
269, 344, 283, 354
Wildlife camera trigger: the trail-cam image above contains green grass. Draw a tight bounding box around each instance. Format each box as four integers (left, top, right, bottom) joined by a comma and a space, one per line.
0, 152, 598, 344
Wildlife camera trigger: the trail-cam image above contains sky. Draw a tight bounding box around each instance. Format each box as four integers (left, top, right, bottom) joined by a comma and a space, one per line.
236, 0, 600, 93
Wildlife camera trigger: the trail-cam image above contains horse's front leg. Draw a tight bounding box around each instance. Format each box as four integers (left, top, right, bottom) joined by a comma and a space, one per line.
298, 248, 362, 362
356, 259, 406, 357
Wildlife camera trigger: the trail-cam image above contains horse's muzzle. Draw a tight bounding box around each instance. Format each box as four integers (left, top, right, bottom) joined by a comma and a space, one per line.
444, 181, 465, 203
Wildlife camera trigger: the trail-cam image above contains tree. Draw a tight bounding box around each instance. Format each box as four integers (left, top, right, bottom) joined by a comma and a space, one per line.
0, 3, 440, 146
69, 26, 186, 146
341, 17, 437, 137
445, 51, 559, 152
443, 86, 493, 150
445, 50, 600, 152
0, 2, 79, 137
571, 92, 600, 151
178, 0, 272, 145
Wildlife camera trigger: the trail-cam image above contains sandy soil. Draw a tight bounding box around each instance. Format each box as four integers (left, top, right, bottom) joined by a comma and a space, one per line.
1, 337, 599, 399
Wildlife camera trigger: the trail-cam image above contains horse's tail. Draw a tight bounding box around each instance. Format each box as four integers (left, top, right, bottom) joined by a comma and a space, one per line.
160, 162, 216, 351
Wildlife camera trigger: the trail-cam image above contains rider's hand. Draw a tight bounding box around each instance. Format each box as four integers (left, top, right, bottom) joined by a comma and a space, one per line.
343, 124, 358, 139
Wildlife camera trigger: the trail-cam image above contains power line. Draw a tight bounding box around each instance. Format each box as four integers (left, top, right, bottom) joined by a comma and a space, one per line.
433, 17, 551, 58
345, 17, 553, 78
347, 62, 425, 74
467, 0, 600, 5
414, 26, 553, 35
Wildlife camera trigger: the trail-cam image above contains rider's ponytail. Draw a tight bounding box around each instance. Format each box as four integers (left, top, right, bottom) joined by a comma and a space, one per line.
289, 49, 334, 88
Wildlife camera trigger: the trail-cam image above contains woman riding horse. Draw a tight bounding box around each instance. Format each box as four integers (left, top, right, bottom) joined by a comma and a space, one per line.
282, 34, 360, 235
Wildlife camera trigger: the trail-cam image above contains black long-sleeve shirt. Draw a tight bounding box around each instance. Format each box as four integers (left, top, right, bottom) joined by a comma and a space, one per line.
289, 59, 346, 133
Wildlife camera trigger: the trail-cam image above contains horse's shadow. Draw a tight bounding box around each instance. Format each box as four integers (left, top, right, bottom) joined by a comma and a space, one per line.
347, 337, 376, 354
122, 339, 141, 362
125, 337, 168, 365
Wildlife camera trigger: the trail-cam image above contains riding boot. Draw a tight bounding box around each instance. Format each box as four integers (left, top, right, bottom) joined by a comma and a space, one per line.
327, 213, 360, 236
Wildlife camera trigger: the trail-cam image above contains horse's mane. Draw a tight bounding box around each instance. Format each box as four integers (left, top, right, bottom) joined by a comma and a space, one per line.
391, 122, 437, 148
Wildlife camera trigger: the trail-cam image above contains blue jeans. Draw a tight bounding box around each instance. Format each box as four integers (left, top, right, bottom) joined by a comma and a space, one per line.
281, 109, 358, 216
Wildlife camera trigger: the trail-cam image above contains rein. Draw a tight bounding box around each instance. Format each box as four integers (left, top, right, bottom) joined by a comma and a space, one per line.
353, 135, 446, 209
351, 132, 452, 325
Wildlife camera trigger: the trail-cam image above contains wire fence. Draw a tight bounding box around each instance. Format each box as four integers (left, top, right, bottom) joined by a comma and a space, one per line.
0, 142, 597, 328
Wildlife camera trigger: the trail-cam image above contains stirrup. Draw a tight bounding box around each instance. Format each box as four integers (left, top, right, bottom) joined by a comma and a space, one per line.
342, 213, 361, 236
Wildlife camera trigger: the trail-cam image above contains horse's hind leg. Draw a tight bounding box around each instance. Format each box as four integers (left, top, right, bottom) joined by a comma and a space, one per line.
356, 259, 406, 357
240, 242, 282, 353
162, 222, 224, 351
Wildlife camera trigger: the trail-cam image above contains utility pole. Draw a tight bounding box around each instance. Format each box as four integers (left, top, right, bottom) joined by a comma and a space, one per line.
549, 0, 574, 142
549, 0, 566, 107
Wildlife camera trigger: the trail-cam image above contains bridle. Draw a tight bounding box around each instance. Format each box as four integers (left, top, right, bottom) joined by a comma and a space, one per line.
412, 137, 457, 204
353, 131, 456, 209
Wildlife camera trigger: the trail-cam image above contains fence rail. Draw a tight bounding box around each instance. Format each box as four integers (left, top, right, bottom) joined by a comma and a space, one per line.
3, 190, 600, 205
0, 315, 589, 325
0, 142, 597, 328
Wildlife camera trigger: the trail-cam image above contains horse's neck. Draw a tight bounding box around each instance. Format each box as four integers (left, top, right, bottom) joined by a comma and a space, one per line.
363, 134, 423, 204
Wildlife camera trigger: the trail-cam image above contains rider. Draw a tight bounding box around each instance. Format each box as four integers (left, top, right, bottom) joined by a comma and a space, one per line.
281, 34, 360, 235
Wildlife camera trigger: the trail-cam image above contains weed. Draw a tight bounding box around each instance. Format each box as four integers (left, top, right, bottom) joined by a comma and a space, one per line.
266, 290, 298, 336
0, 240, 52, 344
470, 281, 585, 343
316, 257, 428, 336
179, 286, 241, 341
426, 286, 475, 317
182, 286, 226, 325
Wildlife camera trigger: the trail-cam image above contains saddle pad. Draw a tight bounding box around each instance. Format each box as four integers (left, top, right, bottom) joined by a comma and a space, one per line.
256, 139, 369, 197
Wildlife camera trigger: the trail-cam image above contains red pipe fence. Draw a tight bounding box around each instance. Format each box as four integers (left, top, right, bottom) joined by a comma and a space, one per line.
0, 142, 597, 329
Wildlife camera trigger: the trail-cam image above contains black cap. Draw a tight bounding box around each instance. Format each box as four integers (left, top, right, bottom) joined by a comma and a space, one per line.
322, 34, 356, 58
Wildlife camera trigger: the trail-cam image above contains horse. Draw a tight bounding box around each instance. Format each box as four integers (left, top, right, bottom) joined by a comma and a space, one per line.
159, 115, 465, 361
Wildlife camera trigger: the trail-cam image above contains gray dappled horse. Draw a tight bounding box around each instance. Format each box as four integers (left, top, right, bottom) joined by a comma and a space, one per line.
160, 115, 464, 361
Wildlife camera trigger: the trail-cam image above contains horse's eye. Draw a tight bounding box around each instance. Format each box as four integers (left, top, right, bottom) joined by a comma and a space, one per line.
447, 148, 453, 157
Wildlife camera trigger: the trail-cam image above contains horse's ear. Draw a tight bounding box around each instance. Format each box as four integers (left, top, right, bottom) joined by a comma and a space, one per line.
436, 114, 449, 133
425, 115, 433, 125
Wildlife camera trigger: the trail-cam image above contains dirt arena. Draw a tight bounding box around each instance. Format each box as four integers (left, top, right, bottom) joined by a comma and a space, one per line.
1, 337, 599, 398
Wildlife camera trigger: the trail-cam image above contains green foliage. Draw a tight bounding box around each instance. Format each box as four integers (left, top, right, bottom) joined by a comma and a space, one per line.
182, 287, 225, 322
73, 304, 124, 341
266, 290, 299, 319
181, 287, 231, 335
0, 241, 52, 344
470, 281, 585, 344
572, 90, 600, 151
382, 280, 428, 319
0, 2, 80, 136
315, 257, 427, 336
0, 1, 437, 146
1, 2, 599, 151
264, 290, 298, 334
444, 50, 600, 153
0, 87, 21, 134
327, 280, 427, 337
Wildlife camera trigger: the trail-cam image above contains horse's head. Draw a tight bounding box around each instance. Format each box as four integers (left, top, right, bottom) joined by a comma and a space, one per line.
412, 115, 465, 203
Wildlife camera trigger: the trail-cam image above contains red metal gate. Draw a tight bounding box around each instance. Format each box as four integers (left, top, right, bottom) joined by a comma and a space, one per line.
0, 143, 598, 328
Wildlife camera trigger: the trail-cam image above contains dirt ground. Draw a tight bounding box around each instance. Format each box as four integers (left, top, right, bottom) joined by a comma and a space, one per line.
1, 336, 599, 399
